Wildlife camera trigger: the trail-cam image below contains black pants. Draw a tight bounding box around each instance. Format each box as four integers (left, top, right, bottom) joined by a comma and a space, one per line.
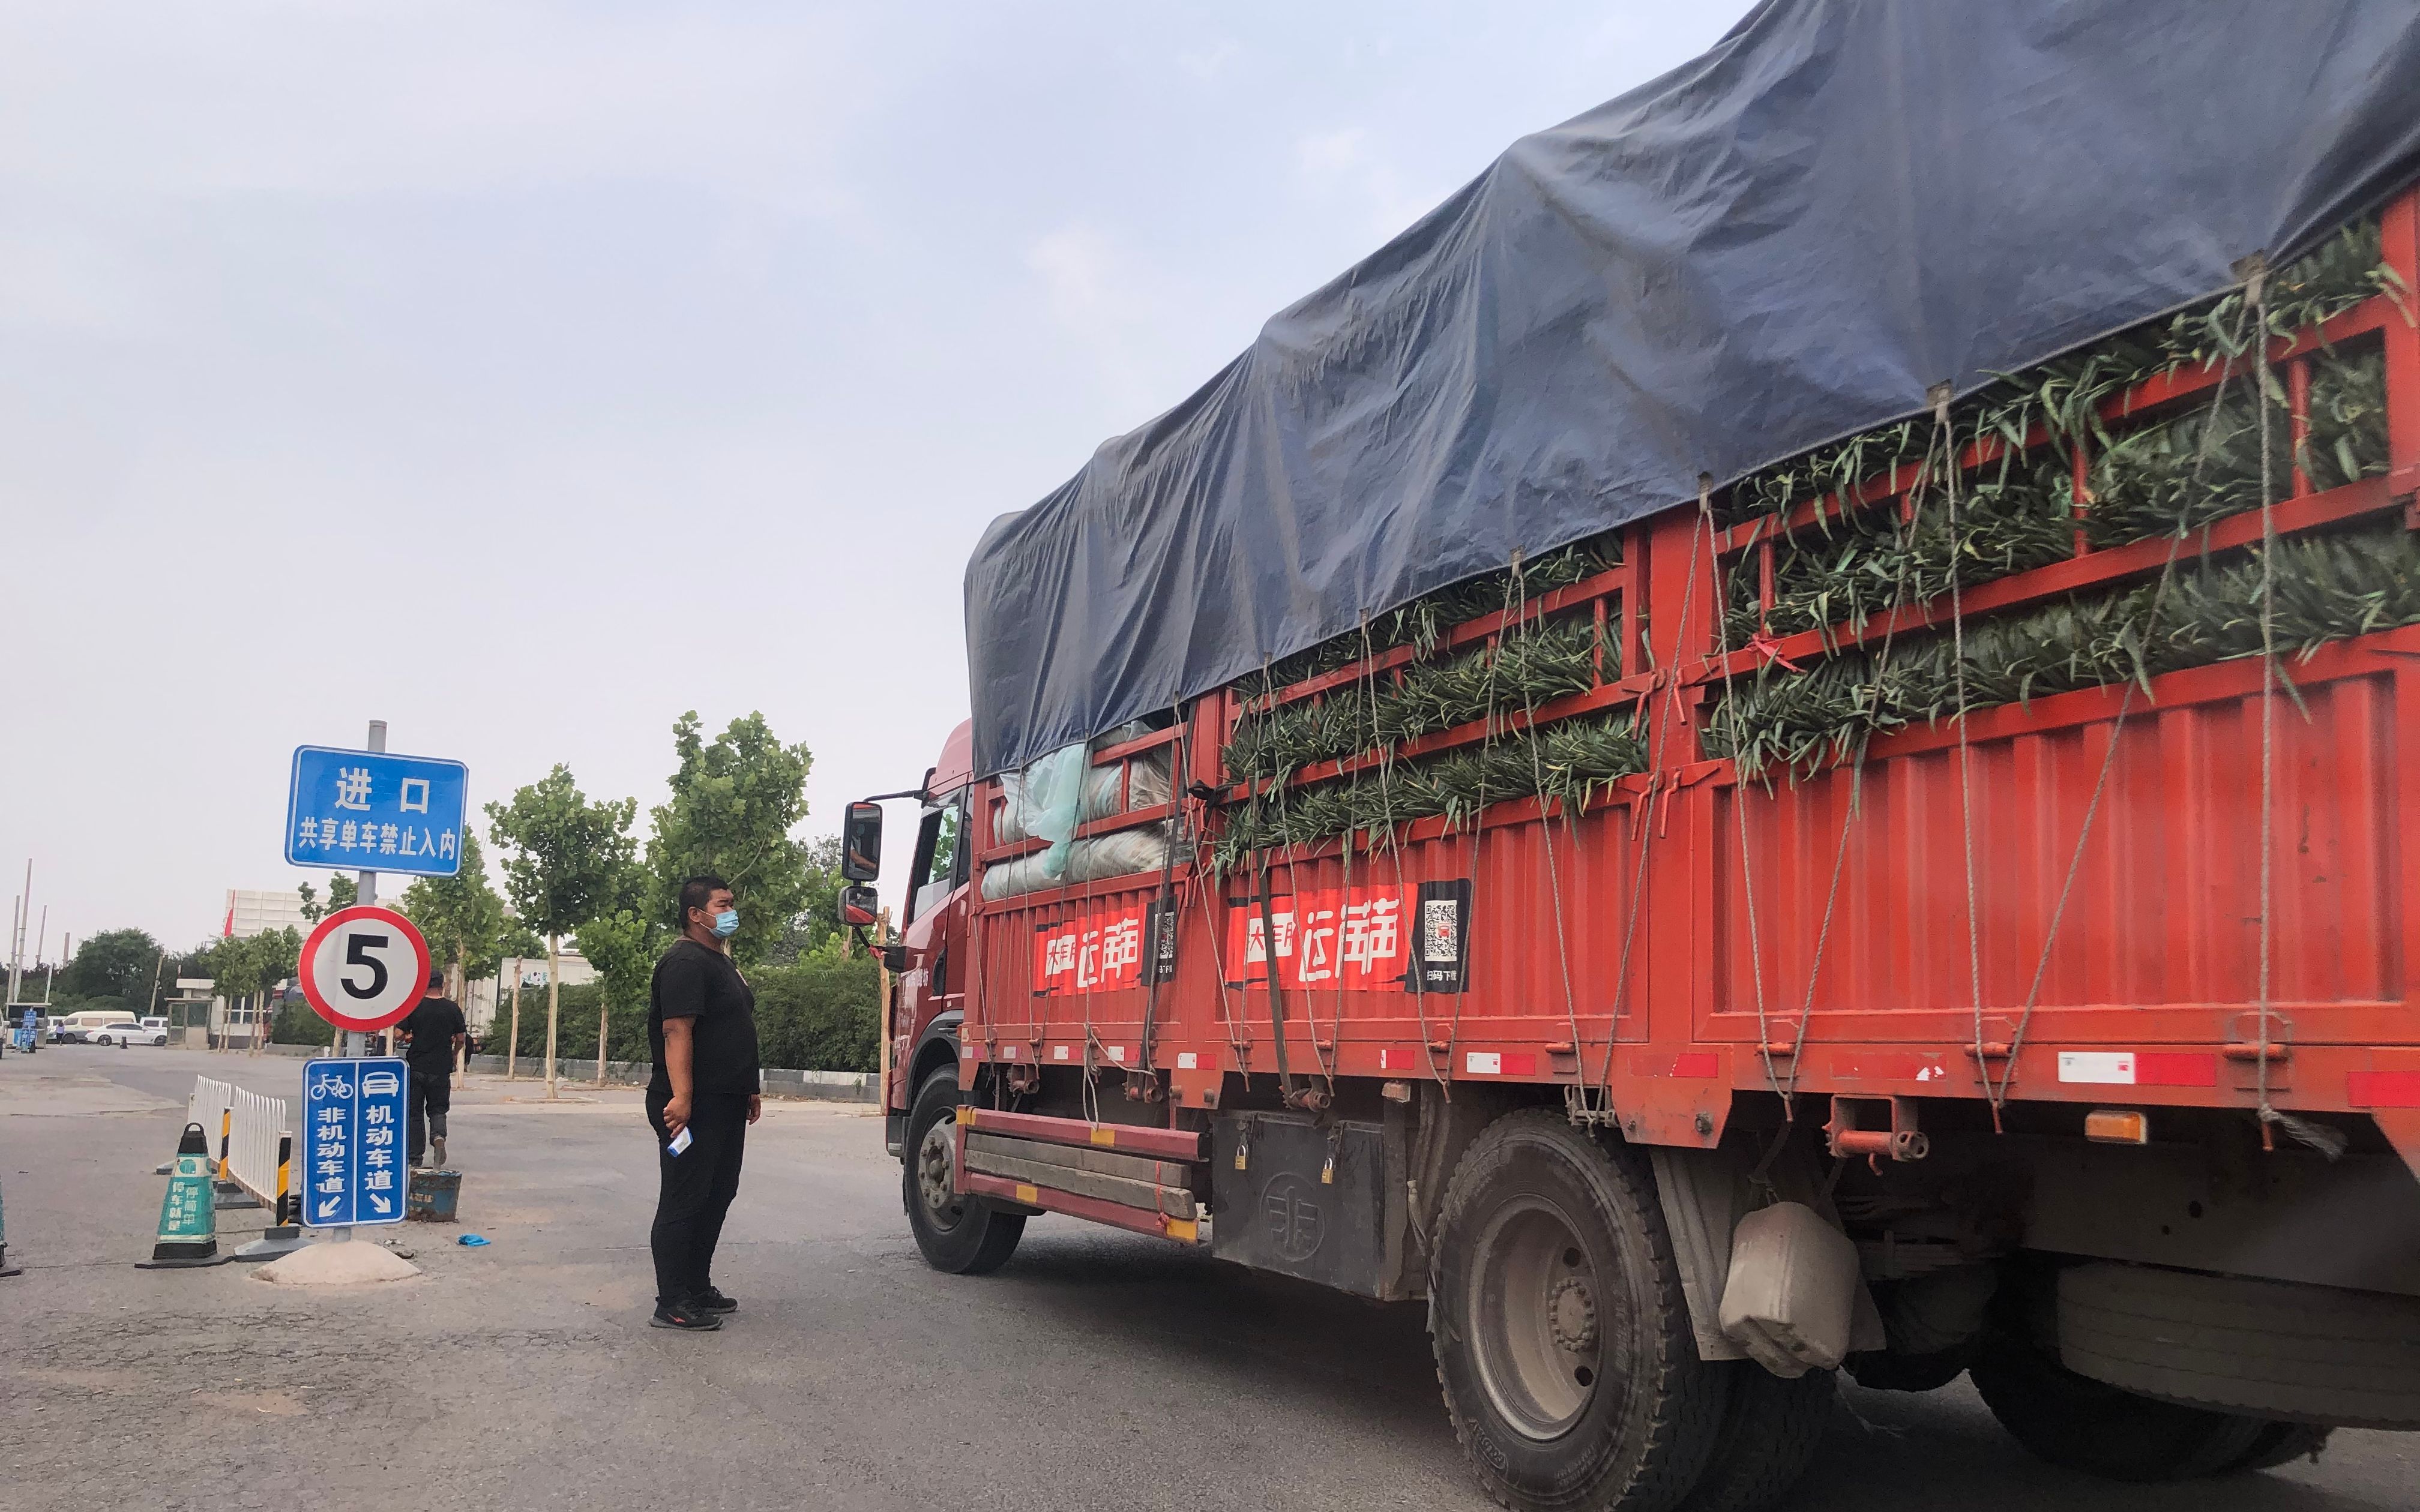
406, 1063, 452, 1165
646, 1091, 748, 1307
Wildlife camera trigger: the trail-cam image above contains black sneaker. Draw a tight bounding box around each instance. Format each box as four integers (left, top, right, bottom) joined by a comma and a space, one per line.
649, 1299, 723, 1331
696, 1286, 738, 1314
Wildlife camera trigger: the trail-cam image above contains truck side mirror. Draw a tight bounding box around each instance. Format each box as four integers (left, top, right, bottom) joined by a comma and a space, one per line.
841, 800, 884, 882
838, 884, 879, 929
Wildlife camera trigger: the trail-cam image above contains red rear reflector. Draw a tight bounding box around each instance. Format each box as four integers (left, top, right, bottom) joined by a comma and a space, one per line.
2349, 1070, 2420, 1109
2084, 1109, 2151, 1145
2132, 1052, 2218, 1088
1629, 1051, 1722, 1079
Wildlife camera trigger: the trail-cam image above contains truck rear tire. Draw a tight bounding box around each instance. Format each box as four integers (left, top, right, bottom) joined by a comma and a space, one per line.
1430, 1110, 1724, 1512
1676, 1364, 1834, 1512
2058, 1261, 2420, 1430
2228, 1421, 2334, 1472
903, 1067, 1024, 1275
1969, 1338, 2268, 1481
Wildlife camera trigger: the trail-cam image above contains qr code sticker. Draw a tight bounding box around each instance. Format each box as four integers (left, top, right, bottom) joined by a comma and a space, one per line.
1422, 898, 1460, 964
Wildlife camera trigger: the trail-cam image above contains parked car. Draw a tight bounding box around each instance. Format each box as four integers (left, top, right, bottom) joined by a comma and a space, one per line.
86, 1019, 166, 1046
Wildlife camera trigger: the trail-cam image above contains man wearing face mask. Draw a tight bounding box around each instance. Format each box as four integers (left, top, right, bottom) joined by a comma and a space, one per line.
644, 874, 762, 1331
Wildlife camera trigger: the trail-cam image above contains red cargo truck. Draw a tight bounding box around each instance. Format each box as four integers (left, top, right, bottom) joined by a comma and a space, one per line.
843, 15, 2420, 1510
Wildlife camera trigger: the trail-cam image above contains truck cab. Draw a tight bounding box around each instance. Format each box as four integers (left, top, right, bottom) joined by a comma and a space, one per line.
846, 720, 978, 1158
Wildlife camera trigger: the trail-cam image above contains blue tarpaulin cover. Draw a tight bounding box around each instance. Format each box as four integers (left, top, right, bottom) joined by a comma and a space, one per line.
964, 0, 2420, 776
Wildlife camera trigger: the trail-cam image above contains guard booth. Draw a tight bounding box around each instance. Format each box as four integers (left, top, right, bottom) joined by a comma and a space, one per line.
167, 979, 215, 1046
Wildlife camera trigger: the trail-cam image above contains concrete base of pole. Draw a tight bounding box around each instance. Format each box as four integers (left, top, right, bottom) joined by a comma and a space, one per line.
251, 1238, 420, 1285
230, 1225, 310, 1262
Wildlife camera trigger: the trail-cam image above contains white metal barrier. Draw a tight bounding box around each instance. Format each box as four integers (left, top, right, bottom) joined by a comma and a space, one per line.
227, 1085, 290, 1209
187, 1076, 236, 1164
183, 1075, 293, 1219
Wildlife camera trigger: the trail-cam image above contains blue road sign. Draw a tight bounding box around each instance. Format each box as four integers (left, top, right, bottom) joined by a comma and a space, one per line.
286, 746, 468, 877
301, 1057, 411, 1228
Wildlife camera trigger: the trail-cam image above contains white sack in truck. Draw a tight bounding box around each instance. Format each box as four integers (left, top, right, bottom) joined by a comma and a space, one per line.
995, 722, 1172, 847
1717, 1201, 1859, 1378
981, 824, 1174, 902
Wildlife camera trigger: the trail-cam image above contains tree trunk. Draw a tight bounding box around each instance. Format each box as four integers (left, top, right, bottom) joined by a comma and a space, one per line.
595, 988, 609, 1087
544, 933, 561, 1100
507, 959, 522, 1081
451, 952, 468, 1082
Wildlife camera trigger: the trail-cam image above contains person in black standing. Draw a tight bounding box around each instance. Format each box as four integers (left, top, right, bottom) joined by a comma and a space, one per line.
397, 968, 467, 1169
646, 875, 761, 1331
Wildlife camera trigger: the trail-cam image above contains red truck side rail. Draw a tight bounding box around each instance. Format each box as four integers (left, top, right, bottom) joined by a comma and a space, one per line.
933, 190, 2420, 1182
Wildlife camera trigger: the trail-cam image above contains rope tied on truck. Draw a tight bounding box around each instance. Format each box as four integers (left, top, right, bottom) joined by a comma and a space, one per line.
1132, 700, 1188, 1098
1358, 613, 1456, 1096
1582, 479, 1712, 1124
1744, 445, 1930, 1114
1264, 656, 1343, 1105
1975, 258, 2344, 1159
2241, 265, 2343, 1162
1934, 381, 1999, 1132
2251, 257, 2283, 1153
1698, 475, 1778, 1113
1505, 548, 1592, 1106
1251, 660, 1319, 1109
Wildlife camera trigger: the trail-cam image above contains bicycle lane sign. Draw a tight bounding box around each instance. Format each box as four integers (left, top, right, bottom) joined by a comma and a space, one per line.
301, 1057, 411, 1227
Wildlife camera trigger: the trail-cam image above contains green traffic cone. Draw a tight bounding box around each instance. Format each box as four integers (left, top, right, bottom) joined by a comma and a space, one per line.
137, 1122, 230, 1269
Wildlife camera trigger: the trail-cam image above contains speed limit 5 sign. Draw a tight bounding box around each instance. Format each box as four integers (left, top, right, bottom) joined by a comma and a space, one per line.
299, 905, 432, 1033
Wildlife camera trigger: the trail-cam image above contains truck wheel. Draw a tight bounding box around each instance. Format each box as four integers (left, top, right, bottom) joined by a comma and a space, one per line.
1430, 1110, 1724, 1512
902, 1067, 1024, 1276
2058, 1261, 2420, 1430
2227, 1421, 2334, 1472
1676, 1364, 1835, 1512
1969, 1339, 2267, 1481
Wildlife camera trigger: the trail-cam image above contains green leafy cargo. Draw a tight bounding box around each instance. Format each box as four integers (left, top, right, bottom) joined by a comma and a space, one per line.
1219, 216, 2408, 850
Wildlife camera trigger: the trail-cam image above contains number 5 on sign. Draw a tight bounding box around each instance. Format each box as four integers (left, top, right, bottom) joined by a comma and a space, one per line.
299, 906, 431, 1033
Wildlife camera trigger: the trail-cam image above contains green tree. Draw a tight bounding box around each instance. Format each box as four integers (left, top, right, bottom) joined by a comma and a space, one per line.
295, 875, 358, 925
253, 927, 302, 1030
753, 947, 880, 1072
490, 919, 548, 1076
56, 928, 162, 1007
201, 931, 295, 1048
766, 835, 849, 964
397, 832, 508, 1000
487, 765, 636, 1096
573, 866, 663, 1082
645, 710, 814, 967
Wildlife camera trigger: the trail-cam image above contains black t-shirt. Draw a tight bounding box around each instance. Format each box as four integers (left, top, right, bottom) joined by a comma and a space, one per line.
399, 997, 466, 1074
649, 940, 760, 1099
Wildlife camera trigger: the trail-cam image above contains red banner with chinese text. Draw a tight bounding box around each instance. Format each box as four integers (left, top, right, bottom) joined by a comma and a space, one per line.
1223, 886, 1410, 991
1031, 907, 1149, 997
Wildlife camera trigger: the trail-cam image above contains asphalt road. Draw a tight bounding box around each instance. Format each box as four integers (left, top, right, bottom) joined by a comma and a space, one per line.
2, 1043, 2411, 1511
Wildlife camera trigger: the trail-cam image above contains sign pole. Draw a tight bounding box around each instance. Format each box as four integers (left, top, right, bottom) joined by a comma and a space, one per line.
349, 719, 387, 1060
328, 718, 388, 1241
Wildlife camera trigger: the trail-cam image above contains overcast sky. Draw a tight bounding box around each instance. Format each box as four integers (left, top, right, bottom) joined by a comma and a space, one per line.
0, 3, 1743, 958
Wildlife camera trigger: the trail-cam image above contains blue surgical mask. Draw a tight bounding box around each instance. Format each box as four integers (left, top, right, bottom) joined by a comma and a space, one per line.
711, 908, 740, 938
